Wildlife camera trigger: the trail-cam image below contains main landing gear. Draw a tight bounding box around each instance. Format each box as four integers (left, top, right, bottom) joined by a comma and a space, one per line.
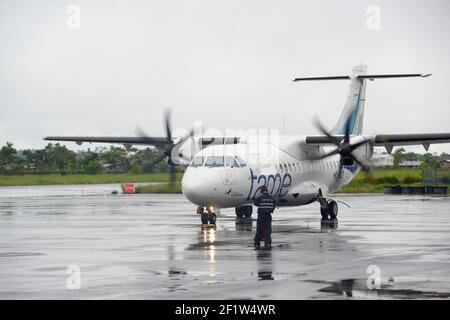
316, 189, 340, 229
319, 199, 338, 220
235, 206, 253, 231
197, 206, 217, 226
235, 206, 253, 218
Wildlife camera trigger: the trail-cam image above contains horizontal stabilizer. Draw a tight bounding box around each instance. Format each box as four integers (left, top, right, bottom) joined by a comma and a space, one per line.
293, 76, 350, 82
357, 73, 431, 80
293, 73, 431, 82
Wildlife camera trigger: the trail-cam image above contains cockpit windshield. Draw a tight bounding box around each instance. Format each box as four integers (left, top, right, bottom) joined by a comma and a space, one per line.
190, 156, 204, 167
190, 156, 245, 168
235, 156, 247, 167
225, 156, 240, 168
205, 156, 224, 167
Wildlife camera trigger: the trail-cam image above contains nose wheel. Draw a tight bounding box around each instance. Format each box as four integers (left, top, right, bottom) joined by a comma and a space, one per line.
198, 206, 217, 225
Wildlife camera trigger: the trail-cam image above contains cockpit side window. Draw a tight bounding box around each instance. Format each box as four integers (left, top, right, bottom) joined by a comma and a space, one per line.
225, 156, 240, 168
191, 156, 204, 167
205, 156, 224, 167
235, 156, 247, 167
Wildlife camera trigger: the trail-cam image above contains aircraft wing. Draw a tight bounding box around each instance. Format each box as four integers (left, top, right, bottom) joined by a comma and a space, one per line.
43, 136, 169, 148
306, 133, 450, 152
371, 133, 450, 152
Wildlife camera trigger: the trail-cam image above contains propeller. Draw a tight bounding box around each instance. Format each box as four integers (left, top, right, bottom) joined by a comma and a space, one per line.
137, 109, 195, 189
312, 117, 372, 177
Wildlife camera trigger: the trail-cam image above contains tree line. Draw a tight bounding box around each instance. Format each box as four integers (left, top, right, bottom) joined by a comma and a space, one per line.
392, 148, 445, 169
0, 142, 172, 175
0, 142, 447, 175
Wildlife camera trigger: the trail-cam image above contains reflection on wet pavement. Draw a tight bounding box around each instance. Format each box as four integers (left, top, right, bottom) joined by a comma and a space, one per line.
309, 278, 450, 299
0, 185, 449, 299
256, 250, 274, 281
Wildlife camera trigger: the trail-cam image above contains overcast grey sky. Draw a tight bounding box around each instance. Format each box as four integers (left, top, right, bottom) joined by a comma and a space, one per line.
0, 0, 449, 153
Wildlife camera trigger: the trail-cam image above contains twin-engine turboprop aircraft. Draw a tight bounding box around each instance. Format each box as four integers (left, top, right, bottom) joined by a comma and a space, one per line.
45, 65, 450, 225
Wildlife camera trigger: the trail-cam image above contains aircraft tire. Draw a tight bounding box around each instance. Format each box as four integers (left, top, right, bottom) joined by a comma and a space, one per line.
235, 207, 245, 218
201, 212, 209, 224
243, 206, 253, 218
208, 213, 217, 224
328, 200, 338, 219
320, 206, 329, 219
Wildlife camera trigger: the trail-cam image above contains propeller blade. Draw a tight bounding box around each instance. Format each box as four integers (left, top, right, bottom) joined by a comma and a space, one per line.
313, 117, 341, 146
337, 158, 343, 177
168, 164, 177, 190
174, 127, 195, 146
148, 152, 167, 168
310, 148, 340, 160
164, 108, 172, 142
350, 155, 371, 172
347, 139, 370, 151
135, 127, 172, 145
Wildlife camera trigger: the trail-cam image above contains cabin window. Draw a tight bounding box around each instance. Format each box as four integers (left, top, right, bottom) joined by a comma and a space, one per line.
191, 156, 204, 167
225, 156, 240, 168
205, 156, 224, 167
283, 164, 288, 172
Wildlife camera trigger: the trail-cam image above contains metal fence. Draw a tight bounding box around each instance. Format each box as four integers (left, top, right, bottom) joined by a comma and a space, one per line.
422, 168, 450, 185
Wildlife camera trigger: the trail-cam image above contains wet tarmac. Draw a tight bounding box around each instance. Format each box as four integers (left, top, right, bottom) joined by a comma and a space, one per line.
0, 184, 449, 299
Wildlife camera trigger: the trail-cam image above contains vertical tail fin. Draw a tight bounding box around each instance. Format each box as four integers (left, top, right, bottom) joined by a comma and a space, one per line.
331, 65, 367, 135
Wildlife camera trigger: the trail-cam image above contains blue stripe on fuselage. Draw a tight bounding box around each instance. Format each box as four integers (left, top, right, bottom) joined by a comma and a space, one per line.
343, 164, 358, 175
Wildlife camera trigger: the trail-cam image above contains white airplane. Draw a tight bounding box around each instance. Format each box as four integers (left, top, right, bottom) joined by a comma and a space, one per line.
45, 65, 450, 225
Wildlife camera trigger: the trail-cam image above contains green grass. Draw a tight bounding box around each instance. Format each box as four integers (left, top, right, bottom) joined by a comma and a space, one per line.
1, 168, 447, 195
0, 173, 182, 186
337, 168, 425, 193
135, 182, 182, 194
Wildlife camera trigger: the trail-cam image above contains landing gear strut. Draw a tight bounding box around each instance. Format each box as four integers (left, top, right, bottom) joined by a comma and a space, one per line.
197, 206, 217, 226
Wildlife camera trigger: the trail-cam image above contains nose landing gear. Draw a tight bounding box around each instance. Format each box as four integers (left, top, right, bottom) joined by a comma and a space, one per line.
197, 206, 217, 226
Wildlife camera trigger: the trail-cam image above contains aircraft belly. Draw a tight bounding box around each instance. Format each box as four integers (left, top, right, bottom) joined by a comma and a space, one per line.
277, 181, 319, 206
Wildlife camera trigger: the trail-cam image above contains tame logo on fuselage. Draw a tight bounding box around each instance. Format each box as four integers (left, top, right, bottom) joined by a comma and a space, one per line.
247, 168, 292, 200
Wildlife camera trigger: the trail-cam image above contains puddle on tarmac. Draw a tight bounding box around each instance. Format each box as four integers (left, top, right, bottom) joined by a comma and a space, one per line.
307, 278, 450, 299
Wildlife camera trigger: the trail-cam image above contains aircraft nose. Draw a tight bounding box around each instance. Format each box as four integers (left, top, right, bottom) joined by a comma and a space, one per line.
181, 171, 210, 206
182, 169, 219, 206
